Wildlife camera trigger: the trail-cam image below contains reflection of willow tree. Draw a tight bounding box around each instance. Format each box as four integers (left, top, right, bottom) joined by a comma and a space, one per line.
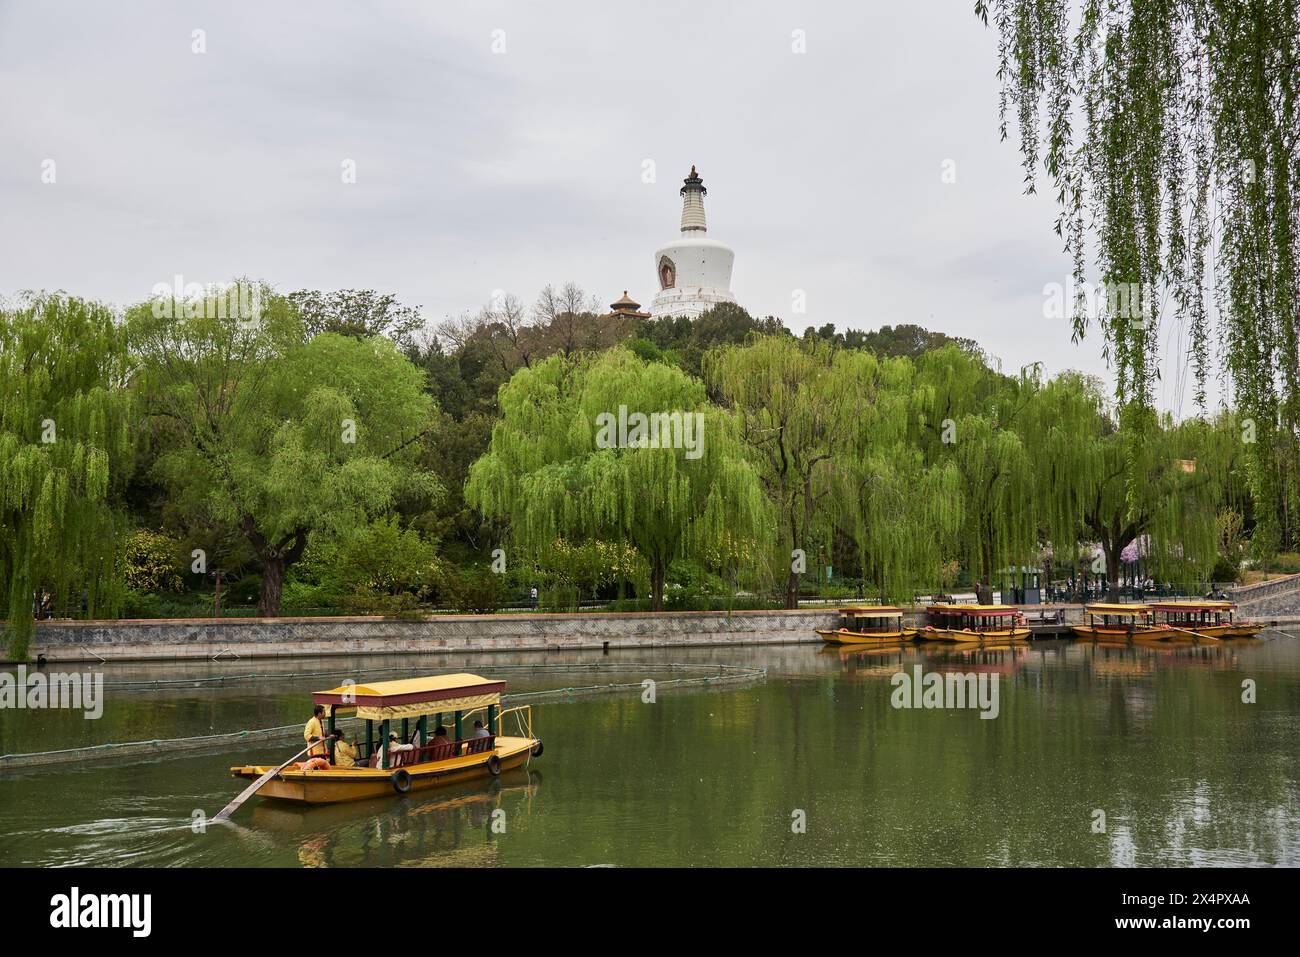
975, 0, 1300, 557
466, 348, 770, 611
0, 295, 133, 658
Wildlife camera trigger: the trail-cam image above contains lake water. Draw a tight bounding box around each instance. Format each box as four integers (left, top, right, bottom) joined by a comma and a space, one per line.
1, 632, 1297, 867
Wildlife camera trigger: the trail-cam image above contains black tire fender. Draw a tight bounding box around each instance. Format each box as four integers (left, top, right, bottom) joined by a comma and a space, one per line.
391, 769, 412, 793
531, 740, 544, 758
486, 754, 502, 776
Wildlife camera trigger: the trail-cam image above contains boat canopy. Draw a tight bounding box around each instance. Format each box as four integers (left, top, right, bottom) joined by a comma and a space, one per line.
1148, 601, 1234, 611
1086, 603, 1149, 615
312, 673, 506, 721
840, 606, 903, 617
928, 604, 1020, 616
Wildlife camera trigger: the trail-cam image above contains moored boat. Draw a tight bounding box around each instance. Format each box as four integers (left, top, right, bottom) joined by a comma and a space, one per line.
1147, 600, 1261, 640
229, 673, 542, 806
1071, 603, 1176, 642
816, 606, 918, 644
920, 604, 1030, 642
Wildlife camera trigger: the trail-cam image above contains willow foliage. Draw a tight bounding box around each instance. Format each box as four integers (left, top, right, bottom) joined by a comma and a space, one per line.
705, 338, 894, 606
0, 294, 133, 658
467, 348, 771, 610
976, 0, 1300, 555
128, 287, 438, 616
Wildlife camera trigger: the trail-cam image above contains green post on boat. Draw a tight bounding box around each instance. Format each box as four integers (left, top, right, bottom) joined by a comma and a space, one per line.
488, 703, 498, 735
381, 718, 391, 769
327, 705, 337, 762
454, 710, 463, 743
417, 714, 427, 747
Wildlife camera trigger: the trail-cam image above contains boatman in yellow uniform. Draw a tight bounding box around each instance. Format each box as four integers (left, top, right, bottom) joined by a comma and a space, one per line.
305, 704, 328, 759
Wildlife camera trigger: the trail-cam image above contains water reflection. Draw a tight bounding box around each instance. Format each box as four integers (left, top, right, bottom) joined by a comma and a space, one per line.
0, 634, 1296, 867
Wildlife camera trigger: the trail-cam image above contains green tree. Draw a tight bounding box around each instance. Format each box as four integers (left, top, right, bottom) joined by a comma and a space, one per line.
912, 346, 1036, 602
0, 294, 133, 657
288, 289, 426, 352
466, 347, 770, 610
128, 287, 439, 615
706, 336, 921, 606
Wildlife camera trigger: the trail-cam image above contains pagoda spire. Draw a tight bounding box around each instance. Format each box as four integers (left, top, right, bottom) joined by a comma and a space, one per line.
679, 165, 707, 234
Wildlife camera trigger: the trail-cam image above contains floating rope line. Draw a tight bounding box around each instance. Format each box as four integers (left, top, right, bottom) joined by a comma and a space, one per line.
0, 662, 766, 770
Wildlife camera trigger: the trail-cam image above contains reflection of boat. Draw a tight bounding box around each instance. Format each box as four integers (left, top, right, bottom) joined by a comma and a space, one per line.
1147, 601, 1263, 640
816, 606, 918, 644
1071, 603, 1176, 642
230, 674, 543, 806
920, 604, 1030, 642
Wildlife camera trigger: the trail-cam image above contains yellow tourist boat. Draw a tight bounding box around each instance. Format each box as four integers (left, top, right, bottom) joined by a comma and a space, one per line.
1147, 600, 1263, 640
1071, 603, 1176, 642
921, 604, 1030, 642
816, 606, 918, 644
229, 673, 542, 806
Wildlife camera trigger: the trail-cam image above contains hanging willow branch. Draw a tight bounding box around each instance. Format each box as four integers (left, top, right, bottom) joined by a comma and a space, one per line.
974, 0, 1300, 556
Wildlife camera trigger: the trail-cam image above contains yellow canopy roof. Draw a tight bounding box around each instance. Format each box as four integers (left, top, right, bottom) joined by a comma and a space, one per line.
313, 674, 505, 719
840, 606, 904, 616
928, 604, 1020, 615
1086, 603, 1149, 614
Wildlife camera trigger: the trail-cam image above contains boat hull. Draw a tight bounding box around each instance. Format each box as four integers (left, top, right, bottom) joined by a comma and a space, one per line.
1071, 625, 1178, 642
230, 736, 537, 805
921, 627, 1030, 643
817, 628, 918, 644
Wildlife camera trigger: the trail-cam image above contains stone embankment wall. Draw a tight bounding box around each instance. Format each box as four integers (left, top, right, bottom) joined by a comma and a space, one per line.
22, 609, 838, 663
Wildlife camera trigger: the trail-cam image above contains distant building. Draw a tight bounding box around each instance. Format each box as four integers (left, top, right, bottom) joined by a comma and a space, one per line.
604, 291, 651, 321
649, 166, 736, 319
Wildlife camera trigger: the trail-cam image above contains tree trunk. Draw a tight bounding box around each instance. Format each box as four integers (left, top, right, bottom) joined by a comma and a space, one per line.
258, 557, 285, 617
1104, 541, 1123, 602
650, 558, 665, 612
786, 567, 801, 609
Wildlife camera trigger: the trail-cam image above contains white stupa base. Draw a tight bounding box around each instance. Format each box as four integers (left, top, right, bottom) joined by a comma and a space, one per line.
649, 287, 737, 319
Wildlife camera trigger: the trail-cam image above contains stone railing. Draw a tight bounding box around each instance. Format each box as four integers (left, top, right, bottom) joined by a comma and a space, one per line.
1228, 573, 1300, 614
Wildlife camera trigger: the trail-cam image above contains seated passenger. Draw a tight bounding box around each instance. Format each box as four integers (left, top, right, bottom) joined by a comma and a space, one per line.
432, 725, 453, 755
471, 720, 492, 739
376, 732, 414, 767
331, 729, 359, 768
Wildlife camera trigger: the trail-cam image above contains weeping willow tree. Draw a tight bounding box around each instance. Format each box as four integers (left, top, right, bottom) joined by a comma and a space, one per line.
975, 0, 1300, 557
1020, 371, 1241, 596
912, 346, 1038, 602
705, 337, 899, 607
0, 294, 133, 658
819, 353, 965, 603
466, 347, 771, 611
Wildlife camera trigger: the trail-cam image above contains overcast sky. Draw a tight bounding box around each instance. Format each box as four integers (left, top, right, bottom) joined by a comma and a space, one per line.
0, 0, 1217, 413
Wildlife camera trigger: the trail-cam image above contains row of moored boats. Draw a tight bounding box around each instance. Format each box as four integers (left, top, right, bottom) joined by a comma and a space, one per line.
816, 601, 1264, 645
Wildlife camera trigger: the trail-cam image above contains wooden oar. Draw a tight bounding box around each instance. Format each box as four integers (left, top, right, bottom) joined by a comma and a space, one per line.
1167, 625, 1219, 641
213, 740, 323, 823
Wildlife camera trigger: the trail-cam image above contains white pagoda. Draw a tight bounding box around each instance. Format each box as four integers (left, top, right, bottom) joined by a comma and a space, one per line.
649, 166, 736, 319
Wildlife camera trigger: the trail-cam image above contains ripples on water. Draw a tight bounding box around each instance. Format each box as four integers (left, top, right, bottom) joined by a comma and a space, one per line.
0, 635, 1297, 867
